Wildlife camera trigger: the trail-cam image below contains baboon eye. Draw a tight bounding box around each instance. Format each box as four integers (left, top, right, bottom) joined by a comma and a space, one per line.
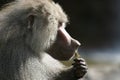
58, 22, 62, 28
58, 22, 65, 28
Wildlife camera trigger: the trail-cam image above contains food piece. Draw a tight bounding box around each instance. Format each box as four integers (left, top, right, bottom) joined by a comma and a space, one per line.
74, 50, 80, 58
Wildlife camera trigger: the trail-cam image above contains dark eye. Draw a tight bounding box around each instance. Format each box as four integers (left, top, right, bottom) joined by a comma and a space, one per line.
58, 22, 63, 28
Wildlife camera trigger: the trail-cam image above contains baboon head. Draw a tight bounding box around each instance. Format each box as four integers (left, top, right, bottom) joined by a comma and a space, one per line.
0, 0, 80, 60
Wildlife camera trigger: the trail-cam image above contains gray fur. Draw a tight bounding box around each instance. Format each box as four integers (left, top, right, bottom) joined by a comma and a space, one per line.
0, 0, 82, 80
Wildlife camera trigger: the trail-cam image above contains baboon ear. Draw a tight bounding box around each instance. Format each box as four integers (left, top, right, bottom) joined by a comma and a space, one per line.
27, 15, 35, 29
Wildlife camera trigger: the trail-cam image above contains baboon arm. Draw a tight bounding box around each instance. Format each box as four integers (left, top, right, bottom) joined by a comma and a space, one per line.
55, 67, 80, 80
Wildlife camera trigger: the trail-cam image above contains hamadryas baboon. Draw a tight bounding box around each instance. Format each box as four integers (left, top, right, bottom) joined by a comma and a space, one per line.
0, 0, 87, 80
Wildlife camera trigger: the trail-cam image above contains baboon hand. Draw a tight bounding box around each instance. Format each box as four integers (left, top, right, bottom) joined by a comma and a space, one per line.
72, 58, 88, 79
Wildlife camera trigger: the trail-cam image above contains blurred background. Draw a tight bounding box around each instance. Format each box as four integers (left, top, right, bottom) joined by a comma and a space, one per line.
54, 0, 120, 80
1, 0, 120, 80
